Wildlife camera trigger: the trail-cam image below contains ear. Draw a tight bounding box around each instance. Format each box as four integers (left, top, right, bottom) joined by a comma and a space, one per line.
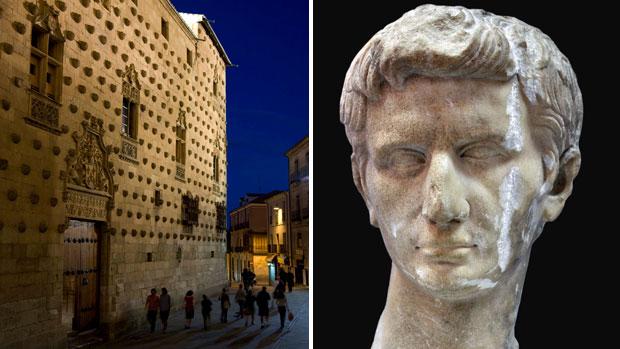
542, 146, 581, 222
351, 153, 378, 227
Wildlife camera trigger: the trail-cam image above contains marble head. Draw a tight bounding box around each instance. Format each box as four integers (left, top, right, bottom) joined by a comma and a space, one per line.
340, 5, 582, 300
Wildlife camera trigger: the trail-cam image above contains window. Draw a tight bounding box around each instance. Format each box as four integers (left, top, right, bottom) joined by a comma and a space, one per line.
181, 194, 199, 226
297, 233, 302, 247
175, 110, 187, 181
154, 189, 163, 206
175, 123, 186, 164
273, 207, 283, 226
121, 97, 137, 138
161, 18, 169, 40
30, 26, 63, 101
213, 76, 218, 96
294, 159, 299, 176
186, 48, 193, 66
213, 155, 219, 182
120, 64, 140, 143
102, 0, 111, 10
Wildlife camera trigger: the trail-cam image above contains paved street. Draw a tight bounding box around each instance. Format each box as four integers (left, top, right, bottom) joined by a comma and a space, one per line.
95, 286, 308, 349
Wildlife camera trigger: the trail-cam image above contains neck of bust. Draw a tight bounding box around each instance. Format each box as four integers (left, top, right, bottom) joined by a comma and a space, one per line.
372, 261, 529, 349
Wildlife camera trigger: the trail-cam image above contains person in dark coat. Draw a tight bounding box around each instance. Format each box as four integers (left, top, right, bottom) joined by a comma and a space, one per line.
234, 284, 246, 319
218, 288, 230, 323
201, 295, 212, 330
244, 289, 256, 327
159, 287, 171, 333
145, 288, 159, 333
276, 272, 286, 293
256, 286, 271, 328
273, 288, 289, 329
286, 270, 294, 292
184, 290, 195, 329
242, 268, 256, 292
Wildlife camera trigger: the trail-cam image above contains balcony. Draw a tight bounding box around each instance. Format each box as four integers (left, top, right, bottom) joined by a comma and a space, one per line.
289, 165, 309, 184
291, 210, 301, 222
268, 244, 287, 254
253, 246, 268, 254
231, 222, 249, 231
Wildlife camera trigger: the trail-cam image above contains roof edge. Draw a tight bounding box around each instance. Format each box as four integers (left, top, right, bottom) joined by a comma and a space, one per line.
160, 0, 199, 42
199, 17, 233, 67
160, 1, 232, 67
285, 135, 309, 156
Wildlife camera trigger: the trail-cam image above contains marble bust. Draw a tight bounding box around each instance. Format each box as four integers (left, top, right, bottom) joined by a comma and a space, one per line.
339, 5, 582, 349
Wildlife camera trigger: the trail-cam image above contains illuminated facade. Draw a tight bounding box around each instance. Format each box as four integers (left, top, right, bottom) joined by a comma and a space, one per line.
265, 191, 289, 284
0, 0, 230, 346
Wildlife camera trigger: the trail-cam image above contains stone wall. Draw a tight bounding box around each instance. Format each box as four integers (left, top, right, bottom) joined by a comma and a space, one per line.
0, 0, 229, 347
287, 137, 309, 285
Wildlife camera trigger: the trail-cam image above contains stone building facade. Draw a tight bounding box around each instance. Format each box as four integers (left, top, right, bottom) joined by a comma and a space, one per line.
286, 136, 309, 285
264, 191, 288, 284
229, 197, 268, 286
0, 0, 230, 347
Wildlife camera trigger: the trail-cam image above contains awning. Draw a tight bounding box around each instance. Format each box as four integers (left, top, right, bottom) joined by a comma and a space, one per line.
266, 254, 285, 264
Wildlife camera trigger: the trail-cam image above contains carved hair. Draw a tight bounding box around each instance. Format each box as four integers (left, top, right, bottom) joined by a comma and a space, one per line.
340, 5, 582, 159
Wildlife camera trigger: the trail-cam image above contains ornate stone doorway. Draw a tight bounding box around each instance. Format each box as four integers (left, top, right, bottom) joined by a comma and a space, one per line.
61, 116, 115, 335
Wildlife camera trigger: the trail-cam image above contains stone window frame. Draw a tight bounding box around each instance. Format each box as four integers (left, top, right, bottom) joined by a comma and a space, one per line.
175, 110, 187, 165
119, 64, 141, 164
25, 0, 65, 135
213, 154, 220, 183
175, 110, 187, 181
120, 64, 140, 140
161, 17, 169, 41
120, 97, 138, 139
30, 26, 63, 100
186, 48, 194, 67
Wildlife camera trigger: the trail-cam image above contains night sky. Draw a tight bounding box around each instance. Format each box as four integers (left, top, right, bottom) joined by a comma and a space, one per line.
171, 0, 309, 213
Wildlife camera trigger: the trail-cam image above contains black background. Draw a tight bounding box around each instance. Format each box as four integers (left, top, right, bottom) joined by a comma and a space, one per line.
314, 2, 617, 347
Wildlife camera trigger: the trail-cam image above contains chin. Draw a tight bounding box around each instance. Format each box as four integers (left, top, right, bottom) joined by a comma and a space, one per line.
399, 261, 502, 301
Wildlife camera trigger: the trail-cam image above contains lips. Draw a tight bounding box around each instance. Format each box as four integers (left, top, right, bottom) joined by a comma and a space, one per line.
417, 244, 477, 263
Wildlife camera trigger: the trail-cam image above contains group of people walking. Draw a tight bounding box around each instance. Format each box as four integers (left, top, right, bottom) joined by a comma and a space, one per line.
144, 287, 232, 333
233, 277, 292, 329
144, 280, 293, 334
240, 268, 295, 293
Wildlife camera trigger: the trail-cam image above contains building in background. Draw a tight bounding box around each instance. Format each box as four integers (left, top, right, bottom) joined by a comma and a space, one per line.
229, 191, 283, 286
286, 136, 309, 285
265, 191, 289, 284
0, 0, 230, 346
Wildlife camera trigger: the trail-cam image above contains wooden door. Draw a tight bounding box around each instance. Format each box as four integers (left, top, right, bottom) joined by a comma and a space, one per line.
63, 220, 99, 332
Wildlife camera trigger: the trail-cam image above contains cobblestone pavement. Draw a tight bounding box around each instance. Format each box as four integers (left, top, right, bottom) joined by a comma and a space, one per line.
95, 286, 309, 349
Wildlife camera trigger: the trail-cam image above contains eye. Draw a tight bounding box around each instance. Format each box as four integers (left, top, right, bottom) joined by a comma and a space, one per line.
459, 144, 505, 160
383, 148, 426, 177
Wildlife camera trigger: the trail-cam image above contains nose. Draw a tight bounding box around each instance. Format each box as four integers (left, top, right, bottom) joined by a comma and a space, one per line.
421, 152, 470, 229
